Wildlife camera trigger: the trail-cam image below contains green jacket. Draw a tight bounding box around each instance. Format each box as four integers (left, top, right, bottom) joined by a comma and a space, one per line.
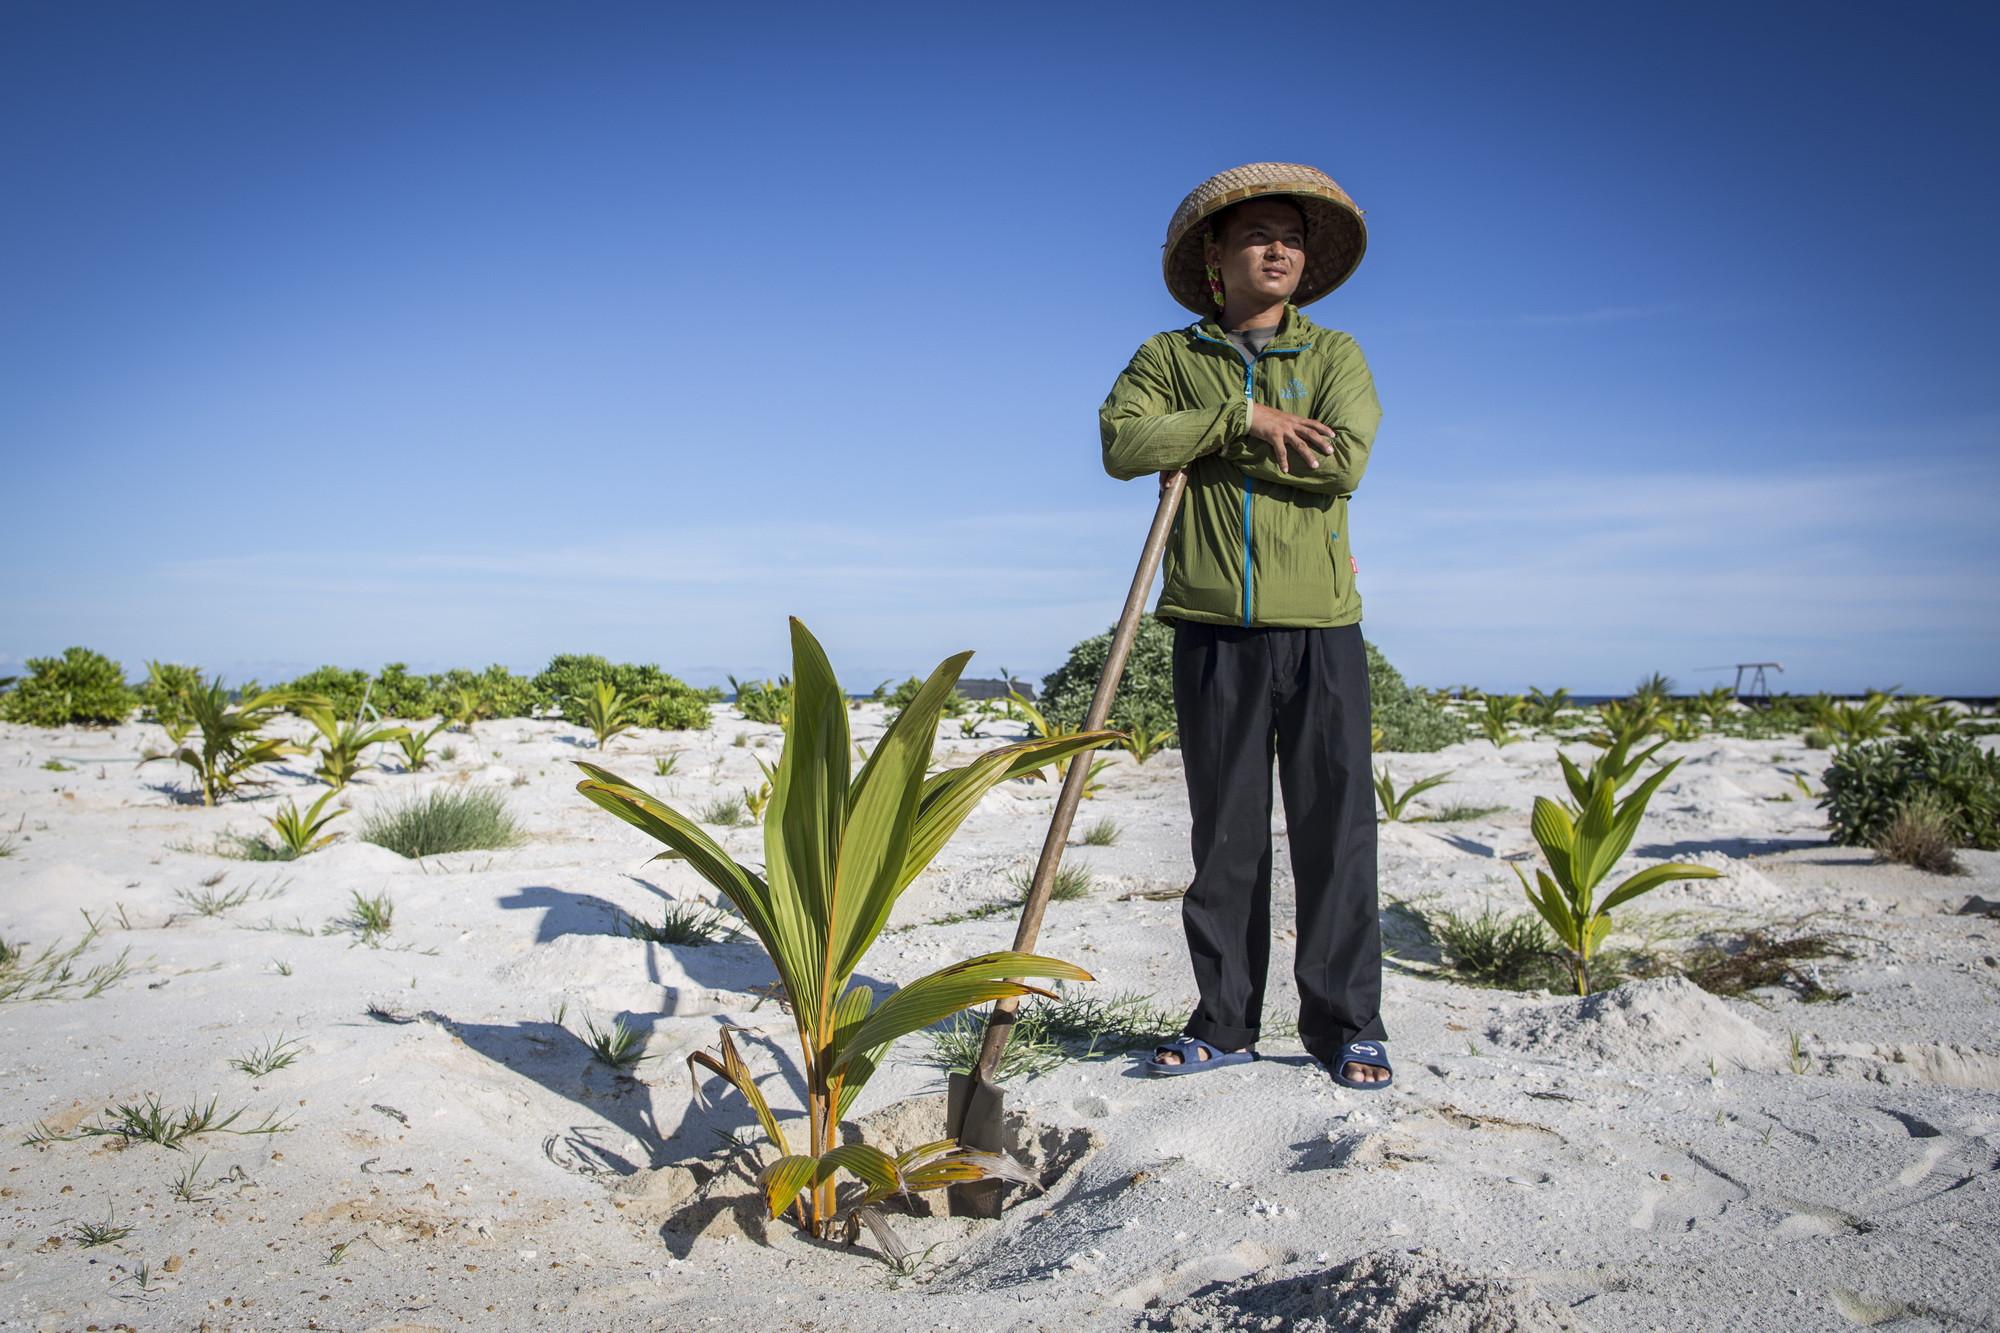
1099, 303, 1382, 628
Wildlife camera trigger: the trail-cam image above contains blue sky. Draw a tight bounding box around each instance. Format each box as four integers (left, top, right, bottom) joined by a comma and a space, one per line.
3, 2, 1994, 695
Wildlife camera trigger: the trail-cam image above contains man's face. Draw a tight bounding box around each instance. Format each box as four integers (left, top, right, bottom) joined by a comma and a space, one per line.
1205, 198, 1307, 311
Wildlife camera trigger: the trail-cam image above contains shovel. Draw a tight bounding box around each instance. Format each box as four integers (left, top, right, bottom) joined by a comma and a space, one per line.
946, 469, 1189, 1218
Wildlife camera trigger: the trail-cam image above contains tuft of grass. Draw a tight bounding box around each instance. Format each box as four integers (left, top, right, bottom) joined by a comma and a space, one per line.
30, 1093, 289, 1151
360, 788, 519, 858
1079, 818, 1121, 847
1416, 802, 1510, 823
172, 875, 281, 918
926, 987, 1227, 1080
1871, 789, 1963, 874
1786, 1030, 1810, 1075
697, 794, 747, 827
1679, 927, 1854, 1003
170, 1153, 211, 1203
653, 752, 680, 778
582, 1014, 645, 1070
42, 758, 74, 772
1, 922, 132, 1005
338, 891, 395, 946
623, 901, 733, 946
68, 1215, 133, 1248
1006, 862, 1094, 903
229, 1033, 304, 1077
891, 898, 1017, 932
1417, 904, 1565, 990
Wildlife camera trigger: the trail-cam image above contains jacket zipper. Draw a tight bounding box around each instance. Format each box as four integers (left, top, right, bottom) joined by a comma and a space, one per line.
1190, 329, 1313, 626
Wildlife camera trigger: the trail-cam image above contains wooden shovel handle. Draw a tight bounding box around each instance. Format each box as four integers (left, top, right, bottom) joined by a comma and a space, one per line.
968, 469, 1189, 1086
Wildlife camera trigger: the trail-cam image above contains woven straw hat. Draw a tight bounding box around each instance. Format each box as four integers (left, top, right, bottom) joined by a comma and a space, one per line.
1162, 162, 1367, 315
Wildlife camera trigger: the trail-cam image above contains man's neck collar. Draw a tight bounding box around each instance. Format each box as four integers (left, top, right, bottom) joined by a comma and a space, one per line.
1199, 303, 1307, 344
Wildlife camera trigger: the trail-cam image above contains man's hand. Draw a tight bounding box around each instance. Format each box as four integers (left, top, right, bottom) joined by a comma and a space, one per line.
1246, 405, 1338, 474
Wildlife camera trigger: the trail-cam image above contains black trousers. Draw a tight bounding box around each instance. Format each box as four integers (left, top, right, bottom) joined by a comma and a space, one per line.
1172, 619, 1385, 1065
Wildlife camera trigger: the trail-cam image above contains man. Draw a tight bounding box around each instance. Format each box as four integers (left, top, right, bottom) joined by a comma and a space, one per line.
1099, 162, 1390, 1090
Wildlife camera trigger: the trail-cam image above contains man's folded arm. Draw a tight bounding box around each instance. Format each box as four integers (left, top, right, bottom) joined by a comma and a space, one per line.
1100, 340, 1251, 481
1218, 333, 1382, 495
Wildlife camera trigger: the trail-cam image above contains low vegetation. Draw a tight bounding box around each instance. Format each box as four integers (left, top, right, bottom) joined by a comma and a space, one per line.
360, 788, 519, 858
141, 678, 310, 805
1374, 767, 1450, 821
27, 1093, 289, 1150
1516, 744, 1719, 994
925, 987, 1187, 1080
0, 647, 137, 726
1822, 732, 1998, 853
1006, 862, 1094, 903
1871, 789, 1963, 874
0, 922, 132, 1004
623, 900, 735, 945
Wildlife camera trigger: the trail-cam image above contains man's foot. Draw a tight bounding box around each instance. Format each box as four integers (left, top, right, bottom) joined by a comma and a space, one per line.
1145, 1036, 1257, 1076
1152, 1041, 1248, 1066
1326, 1040, 1393, 1091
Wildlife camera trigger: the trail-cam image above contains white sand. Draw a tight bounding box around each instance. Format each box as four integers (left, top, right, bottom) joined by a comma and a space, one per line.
2, 710, 1997, 1330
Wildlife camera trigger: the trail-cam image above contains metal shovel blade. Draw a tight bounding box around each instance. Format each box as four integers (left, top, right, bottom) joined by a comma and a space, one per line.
945, 1069, 1008, 1217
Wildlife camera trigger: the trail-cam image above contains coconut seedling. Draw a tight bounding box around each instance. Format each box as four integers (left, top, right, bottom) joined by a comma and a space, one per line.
1524, 685, 1572, 730
573, 619, 1111, 1245
574, 679, 644, 752
142, 678, 313, 806
1477, 694, 1523, 747
265, 789, 345, 856
1373, 767, 1450, 822
395, 718, 455, 772
1515, 757, 1719, 995
300, 703, 407, 789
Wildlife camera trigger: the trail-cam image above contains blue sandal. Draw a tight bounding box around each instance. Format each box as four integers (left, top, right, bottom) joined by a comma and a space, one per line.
1146, 1035, 1258, 1077
1328, 1040, 1393, 1091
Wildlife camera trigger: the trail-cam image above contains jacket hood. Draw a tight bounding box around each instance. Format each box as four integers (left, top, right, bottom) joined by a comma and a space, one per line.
1189, 303, 1322, 352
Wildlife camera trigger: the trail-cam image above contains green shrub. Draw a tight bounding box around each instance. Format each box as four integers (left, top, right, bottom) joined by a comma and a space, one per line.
730, 675, 793, 726
275, 665, 371, 717
531, 654, 713, 731
885, 674, 970, 717
1367, 642, 1467, 752
369, 663, 444, 720
360, 788, 520, 858
1821, 733, 2000, 851
0, 648, 138, 727
1037, 622, 1462, 754
137, 661, 201, 731
1038, 615, 1176, 742
434, 664, 537, 720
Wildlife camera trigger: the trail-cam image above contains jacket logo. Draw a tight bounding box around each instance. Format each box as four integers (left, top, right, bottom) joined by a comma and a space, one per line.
1278, 378, 1308, 401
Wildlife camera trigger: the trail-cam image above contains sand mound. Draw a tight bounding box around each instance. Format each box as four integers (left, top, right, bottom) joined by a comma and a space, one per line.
1485, 975, 1786, 1073
1146, 1247, 1581, 1332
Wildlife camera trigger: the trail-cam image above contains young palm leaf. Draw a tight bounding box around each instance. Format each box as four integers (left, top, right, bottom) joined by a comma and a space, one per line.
1373, 767, 1451, 821
1515, 758, 1719, 994
575, 679, 644, 752
394, 718, 454, 772
266, 789, 345, 856
1590, 698, 1661, 750
140, 679, 313, 806
575, 619, 1113, 1240
1120, 725, 1176, 764
300, 703, 407, 788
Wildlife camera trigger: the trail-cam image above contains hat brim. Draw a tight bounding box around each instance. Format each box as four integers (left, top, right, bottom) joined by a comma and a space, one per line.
1163, 188, 1368, 316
